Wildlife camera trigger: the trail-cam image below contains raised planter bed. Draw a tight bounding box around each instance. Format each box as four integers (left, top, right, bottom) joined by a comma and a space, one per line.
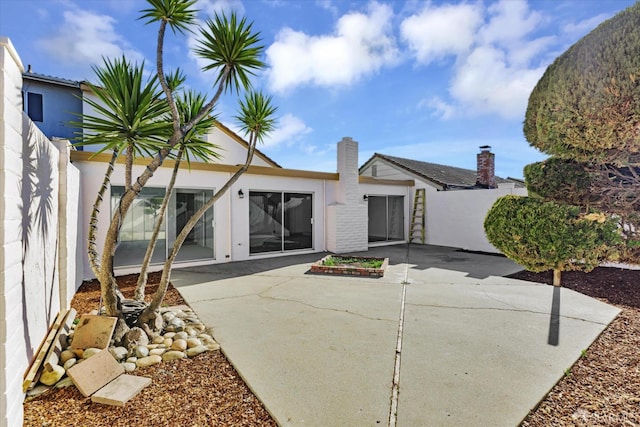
310, 255, 388, 278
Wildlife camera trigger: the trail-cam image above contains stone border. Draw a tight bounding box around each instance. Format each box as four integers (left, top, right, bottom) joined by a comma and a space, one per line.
310, 255, 388, 278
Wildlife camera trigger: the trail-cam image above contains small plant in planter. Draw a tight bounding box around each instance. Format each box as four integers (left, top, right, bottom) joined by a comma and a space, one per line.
311, 255, 388, 277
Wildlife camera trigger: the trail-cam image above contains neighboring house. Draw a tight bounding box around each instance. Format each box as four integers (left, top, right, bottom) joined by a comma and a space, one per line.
22, 69, 83, 142
359, 148, 527, 252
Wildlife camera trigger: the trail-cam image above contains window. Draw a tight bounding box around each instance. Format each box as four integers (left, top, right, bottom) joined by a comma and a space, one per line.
27, 92, 43, 122
371, 165, 377, 177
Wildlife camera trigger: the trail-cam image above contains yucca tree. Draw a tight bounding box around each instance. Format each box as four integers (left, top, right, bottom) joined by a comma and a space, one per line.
72, 56, 170, 279
85, 0, 276, 341
138, 91, 277, 325
134, 90, 220, 300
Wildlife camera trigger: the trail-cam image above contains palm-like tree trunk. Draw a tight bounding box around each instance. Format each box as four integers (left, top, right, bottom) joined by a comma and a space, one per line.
137, 134, 257, 326
88, 149, 119, 277
135, 145, 184, 300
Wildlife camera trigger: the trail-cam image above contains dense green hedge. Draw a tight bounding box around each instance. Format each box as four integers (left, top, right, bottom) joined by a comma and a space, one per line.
524, 157, 593, 204
524, 2, 640, 164
484, 195, 619, 272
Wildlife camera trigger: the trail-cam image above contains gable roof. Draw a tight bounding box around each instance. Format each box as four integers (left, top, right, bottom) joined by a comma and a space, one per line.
214, 122, 281, 168
360, 153, 520, 190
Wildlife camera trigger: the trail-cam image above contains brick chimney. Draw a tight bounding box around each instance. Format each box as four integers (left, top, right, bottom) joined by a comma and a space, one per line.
476, 145, 496, 188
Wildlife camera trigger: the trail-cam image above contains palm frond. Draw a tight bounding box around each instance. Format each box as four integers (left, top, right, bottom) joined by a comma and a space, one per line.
139, 0, 198, 34
235, 91, 278, 143
194, 12, 265, 94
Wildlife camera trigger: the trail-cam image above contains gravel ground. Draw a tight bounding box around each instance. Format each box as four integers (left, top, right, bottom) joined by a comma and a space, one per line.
24, 268, 639, 426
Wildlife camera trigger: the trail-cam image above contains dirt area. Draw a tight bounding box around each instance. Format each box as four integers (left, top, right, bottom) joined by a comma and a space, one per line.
24, 267, 639, 425
23, 272, 277, 427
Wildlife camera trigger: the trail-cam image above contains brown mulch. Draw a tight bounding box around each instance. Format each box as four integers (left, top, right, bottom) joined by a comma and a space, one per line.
23, 268, 640, 426
511, 267, 640, 426
23, 272, 277, 427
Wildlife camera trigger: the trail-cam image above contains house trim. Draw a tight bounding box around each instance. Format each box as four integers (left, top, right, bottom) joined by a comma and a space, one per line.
359, 176, 415, 186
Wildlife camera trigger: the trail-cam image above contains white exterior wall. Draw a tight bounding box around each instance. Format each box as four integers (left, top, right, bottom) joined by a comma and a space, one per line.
0, 36, 25, 427
74, 159, 333, 279
206, 127, 274, 167
1, 38, 80, 427
425, 186, 528, 252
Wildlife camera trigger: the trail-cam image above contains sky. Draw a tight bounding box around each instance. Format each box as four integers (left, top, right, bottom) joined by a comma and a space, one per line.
0, 0, 636, 178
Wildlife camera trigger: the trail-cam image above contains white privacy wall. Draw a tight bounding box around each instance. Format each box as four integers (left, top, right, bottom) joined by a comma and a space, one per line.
425, 186, 528, 253
1, 37, 81, 427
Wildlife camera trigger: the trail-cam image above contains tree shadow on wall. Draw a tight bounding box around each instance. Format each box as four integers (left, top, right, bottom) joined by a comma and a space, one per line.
19, 117, 56, 361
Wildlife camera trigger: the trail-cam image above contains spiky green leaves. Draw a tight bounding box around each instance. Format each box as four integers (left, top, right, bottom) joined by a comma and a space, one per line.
175, 90, 221, 165
72, 56, 171, 157
524, 2, 640, 164
484, 195, 620, 273
235, 91, 277, 144
140, 0, 197, 34
195, 13, 265, 94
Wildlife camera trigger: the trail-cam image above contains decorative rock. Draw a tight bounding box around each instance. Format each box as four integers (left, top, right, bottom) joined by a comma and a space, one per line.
135, 355, 162, 367
60, 349, 76, 364
147, 344, 159, 350
169, 317, 185, 330
185, 345, 208, 358
163, 338, 173, 348
193, 324, 206, 332
163, 332, 176, 339
82, 347, 102, 359
126, 356, 138, 363
135, 345, 149, 358
174, 331, 189, 341
63, 358, 77, 370
186, 338, 202, 349
171, 339, 187, 351
26, 385, 51, 397
122, 362, 136, 373
185, 326, 197, 337
54, 377, 75, 388
162, 312, 175, 322
40, 365, 65, 385
152, 335, 165, 345
162, 351, 186, 362
206, 342, 221, 351
123, 327, 149, 349
71, 348, 84, 358
149, 348, 166, 356
109, 346, 128, 361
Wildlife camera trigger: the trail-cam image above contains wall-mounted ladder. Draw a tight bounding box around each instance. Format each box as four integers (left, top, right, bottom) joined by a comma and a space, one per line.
409, 188, 426, 244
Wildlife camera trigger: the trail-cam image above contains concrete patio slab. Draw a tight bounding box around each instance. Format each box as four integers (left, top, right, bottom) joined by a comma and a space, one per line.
172, 244, 620, 427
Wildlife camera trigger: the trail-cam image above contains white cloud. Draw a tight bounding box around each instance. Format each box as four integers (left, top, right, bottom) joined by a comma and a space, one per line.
400, 3, 482, 64
266, 1, 399, 93
404, 0, 552, 120
37, 9, 143, 67
196, 0, 245, 17
262, 114, 313, 148
450, 46, 546, 119
479, 0, 543, 46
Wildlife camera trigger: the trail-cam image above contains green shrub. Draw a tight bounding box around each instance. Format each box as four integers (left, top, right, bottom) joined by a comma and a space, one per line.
524, 2, 640, 164
524, 158, 594, 204
484, 195, 620, 273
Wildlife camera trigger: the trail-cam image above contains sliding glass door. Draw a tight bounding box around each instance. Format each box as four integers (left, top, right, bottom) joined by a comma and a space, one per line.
113, 186, 214, 267
249, 191, 313, 254
368, 195, 404, 242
